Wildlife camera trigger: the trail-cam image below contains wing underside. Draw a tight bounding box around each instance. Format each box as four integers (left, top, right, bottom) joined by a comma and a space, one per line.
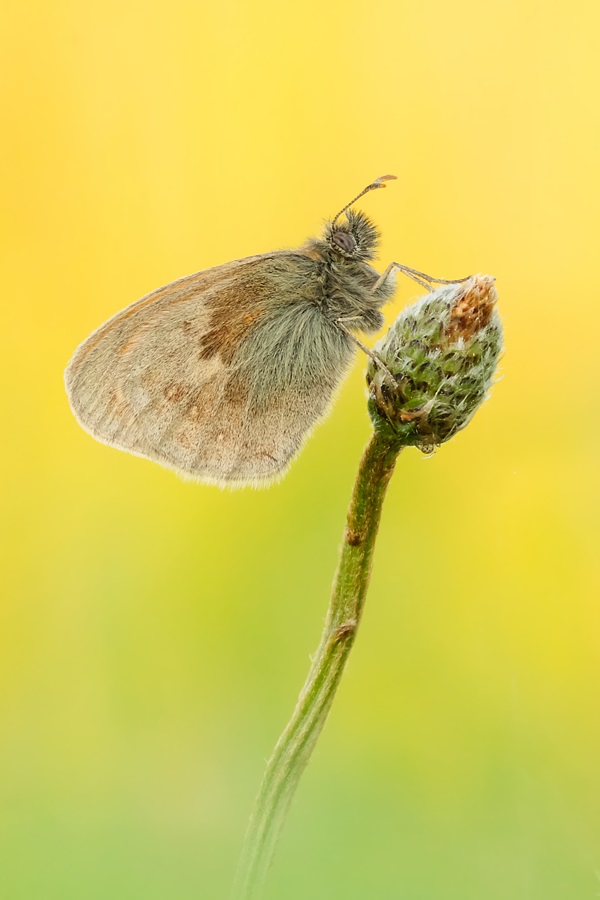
65, 252, 347, 485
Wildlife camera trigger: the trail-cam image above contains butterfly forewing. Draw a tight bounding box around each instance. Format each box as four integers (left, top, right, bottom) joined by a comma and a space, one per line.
65, 250, 353, 485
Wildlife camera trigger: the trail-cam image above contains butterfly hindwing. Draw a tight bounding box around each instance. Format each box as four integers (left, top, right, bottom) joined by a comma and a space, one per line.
65, 251, 355, 485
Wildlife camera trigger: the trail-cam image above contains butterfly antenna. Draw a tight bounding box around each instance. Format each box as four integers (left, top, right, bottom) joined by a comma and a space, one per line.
332, 174, 397, 225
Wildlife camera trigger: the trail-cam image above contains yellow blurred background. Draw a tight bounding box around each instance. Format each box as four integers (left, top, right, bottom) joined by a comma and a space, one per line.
1, 1, 599, 897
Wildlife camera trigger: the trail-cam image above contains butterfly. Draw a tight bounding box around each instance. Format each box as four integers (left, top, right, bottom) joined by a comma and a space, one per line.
65, 175, 463, 486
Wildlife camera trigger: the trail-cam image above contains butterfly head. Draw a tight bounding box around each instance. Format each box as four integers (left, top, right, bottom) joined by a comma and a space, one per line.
323, 175, 395, 263
326, 209, 380, 262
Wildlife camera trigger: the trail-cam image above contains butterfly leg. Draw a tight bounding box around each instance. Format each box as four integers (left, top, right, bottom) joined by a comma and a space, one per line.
337, 318, 403, 432
371, 262, 471, 295
336, 318, 396, 384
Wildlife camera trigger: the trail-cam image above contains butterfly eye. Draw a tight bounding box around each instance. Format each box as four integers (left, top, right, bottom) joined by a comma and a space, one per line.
332, 231, 357, 253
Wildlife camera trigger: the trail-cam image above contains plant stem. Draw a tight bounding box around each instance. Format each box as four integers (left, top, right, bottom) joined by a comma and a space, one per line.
233, 429, 402, 899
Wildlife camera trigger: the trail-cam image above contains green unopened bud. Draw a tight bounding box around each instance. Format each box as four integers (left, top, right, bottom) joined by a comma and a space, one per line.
367, 275, 503, 451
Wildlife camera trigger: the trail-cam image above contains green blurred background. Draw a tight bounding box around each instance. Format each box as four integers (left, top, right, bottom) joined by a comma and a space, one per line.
1, 1, 599, 897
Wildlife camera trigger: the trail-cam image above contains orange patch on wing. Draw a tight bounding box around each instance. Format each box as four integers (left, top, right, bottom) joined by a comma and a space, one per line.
68, 253, 281, 377
199, 294, 268, 362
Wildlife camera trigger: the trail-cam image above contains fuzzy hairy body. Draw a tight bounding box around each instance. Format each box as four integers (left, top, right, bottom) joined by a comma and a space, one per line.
65, 210, 396, 486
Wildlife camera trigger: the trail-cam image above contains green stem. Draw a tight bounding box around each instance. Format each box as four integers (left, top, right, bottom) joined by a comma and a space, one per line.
233, 429, 402, 899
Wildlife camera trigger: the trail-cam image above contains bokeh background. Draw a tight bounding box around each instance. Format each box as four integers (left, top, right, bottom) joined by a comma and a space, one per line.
1, 1, 599, 898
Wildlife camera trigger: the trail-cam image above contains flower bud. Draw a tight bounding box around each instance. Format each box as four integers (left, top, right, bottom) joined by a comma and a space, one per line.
367, 275, 503, 451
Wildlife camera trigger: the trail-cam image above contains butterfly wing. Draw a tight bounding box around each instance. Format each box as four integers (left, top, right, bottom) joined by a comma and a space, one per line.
65, 251, 354, 485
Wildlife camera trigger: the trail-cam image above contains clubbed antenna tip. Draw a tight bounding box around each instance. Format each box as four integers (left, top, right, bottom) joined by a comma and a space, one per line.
372, 174, 397, 188
332, 174, 397, 224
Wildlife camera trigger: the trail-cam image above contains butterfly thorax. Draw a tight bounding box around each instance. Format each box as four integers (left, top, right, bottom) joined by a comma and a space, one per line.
300, 208, 396, 335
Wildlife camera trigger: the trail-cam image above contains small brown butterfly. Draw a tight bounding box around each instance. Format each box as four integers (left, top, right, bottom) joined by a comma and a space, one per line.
65, 176, 464, 486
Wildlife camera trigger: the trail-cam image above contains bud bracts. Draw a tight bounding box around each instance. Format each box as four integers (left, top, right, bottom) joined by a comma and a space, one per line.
367, 275, 503, 450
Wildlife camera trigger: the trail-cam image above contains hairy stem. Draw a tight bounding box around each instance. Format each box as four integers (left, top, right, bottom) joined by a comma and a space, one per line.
233, 429, 402, 899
